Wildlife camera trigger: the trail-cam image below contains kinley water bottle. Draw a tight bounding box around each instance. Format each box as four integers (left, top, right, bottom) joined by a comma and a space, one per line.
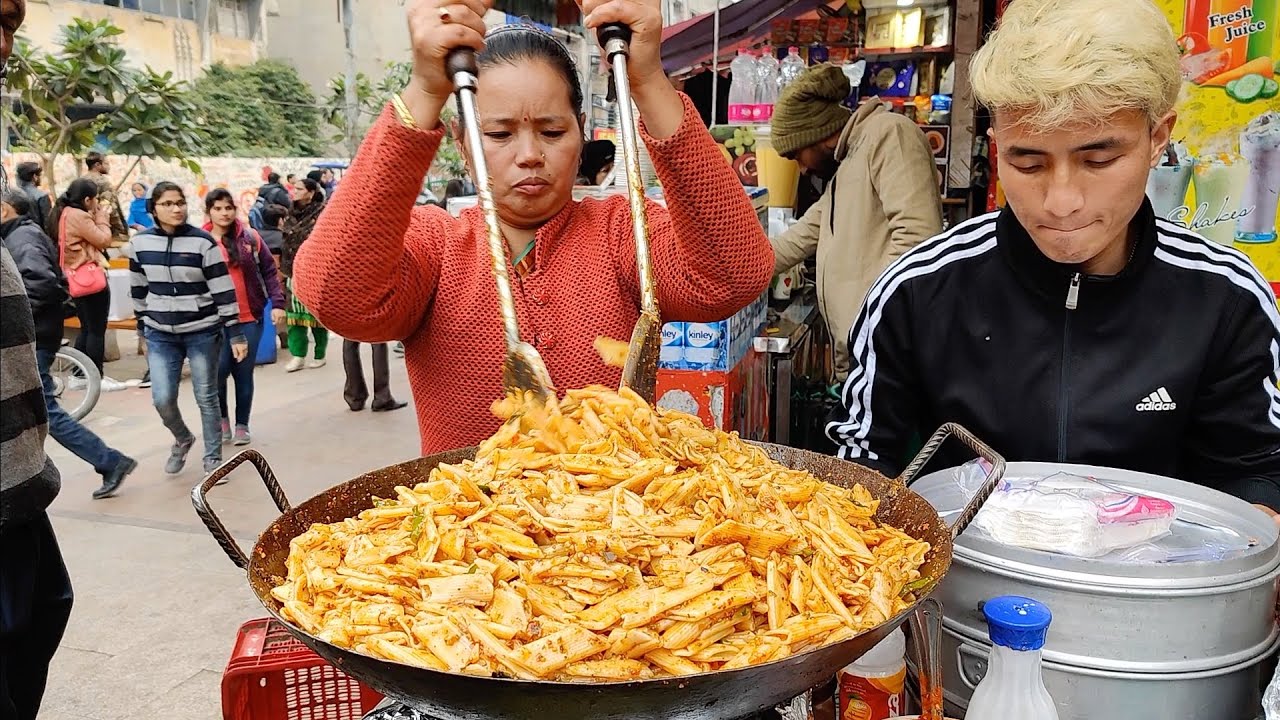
756, 46, 781, 122
779, 46, 807, 89
966, 596, 1059, 720
728, 49, 759, 124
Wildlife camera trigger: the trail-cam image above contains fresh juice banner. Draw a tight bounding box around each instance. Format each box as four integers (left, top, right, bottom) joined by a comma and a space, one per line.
1154, 0, 1280, 291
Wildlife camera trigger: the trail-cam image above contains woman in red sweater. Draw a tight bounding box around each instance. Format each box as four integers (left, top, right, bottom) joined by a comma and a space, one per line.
204, 189, 286, 446
294, 0, 774, 455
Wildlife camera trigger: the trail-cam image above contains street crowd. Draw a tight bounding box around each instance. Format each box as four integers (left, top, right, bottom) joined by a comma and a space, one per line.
4, 157, 412, 499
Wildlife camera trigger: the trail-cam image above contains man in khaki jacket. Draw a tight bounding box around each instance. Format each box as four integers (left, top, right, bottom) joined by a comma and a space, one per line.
770, 64, 941, 377
81, 151, 128, 245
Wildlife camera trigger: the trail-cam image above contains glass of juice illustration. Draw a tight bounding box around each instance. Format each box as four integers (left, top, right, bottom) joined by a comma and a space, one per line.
1238, 111, 1280, 244
1147, 142, 1196, 221
1193, 152, 1253, 245
1209, 0, 1249, 67
1246, 0, 1275, 62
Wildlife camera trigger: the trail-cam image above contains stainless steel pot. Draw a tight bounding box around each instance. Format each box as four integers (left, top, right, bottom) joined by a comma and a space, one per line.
941, 625, 1276, 720
913, 462, 1280, 717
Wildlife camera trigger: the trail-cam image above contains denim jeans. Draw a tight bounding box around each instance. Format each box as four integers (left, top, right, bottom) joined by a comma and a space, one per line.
144, 326, 223, 467
35, 349, 125, 475
218, 320, 263, 427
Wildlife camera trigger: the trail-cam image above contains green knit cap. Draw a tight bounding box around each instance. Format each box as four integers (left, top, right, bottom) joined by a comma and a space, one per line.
771, 63, 853, 157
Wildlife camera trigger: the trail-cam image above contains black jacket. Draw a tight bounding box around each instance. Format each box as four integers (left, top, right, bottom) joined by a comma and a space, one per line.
258, 227, 284, 254
257, 182, 292, 209
17, 181, 51, 229
0, 216, 68, 353
829, 201, 1280, 509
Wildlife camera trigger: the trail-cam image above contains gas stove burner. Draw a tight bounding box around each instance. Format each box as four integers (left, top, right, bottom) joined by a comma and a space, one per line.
363, 702, 441, 720
362, 700, 785, 720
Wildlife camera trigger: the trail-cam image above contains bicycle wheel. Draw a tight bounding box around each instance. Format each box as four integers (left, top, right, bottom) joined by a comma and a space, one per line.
51, 346, 101, 421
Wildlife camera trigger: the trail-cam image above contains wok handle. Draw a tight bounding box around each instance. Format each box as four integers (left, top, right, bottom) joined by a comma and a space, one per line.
898, 422, 1006, 540
190, 449, 292, 570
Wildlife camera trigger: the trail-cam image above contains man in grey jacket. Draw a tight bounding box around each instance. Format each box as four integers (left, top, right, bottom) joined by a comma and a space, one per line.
0, 4, 74, 718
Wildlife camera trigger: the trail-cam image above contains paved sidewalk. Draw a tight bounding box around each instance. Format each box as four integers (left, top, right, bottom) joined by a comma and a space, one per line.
38, 339, 422, 720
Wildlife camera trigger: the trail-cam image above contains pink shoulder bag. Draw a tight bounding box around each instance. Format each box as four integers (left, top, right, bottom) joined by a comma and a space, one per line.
59, 212, 108, 298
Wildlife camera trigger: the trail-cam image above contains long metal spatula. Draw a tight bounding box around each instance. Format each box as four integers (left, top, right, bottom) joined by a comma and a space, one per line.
599, 24, 660, 405
448, 49, 554, 402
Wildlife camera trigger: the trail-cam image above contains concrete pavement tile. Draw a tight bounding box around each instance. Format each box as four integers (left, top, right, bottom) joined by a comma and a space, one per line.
42, 646, 115, 720
121, 669, 223, 720
58, 650, 207, 720
52, 518, 261, 652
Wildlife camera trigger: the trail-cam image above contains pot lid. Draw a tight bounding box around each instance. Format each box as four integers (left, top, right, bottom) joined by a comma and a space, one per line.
914, 462, 1280, 588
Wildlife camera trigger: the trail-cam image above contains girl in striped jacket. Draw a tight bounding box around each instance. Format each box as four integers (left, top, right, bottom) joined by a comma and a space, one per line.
126, 182, 248, 477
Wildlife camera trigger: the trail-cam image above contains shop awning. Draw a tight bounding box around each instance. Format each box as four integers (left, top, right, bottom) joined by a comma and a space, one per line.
661, 0, 806, 74
661, 0, 846, 74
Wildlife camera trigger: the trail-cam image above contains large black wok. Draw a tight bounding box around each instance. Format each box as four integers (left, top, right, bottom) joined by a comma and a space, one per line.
193, 424, 1003, 720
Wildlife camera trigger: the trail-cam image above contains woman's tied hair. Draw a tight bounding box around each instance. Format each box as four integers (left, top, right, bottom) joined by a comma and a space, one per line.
479, 22, 583, 119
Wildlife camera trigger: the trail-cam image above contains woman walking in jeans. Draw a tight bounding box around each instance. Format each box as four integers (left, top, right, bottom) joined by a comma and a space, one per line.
127, 182, 248, 477
203, 189, 285, 445
49, 178, 126, 391
280, 177, 328, 372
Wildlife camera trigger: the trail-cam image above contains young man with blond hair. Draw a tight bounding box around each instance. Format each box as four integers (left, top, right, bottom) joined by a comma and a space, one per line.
827, 0, 1280, 521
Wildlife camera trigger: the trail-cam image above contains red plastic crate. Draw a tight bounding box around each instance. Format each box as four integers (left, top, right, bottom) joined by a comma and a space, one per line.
222, 618, 384, 720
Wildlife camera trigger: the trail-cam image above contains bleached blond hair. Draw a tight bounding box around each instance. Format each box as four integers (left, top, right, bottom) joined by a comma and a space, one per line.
970, 0, 1181, 130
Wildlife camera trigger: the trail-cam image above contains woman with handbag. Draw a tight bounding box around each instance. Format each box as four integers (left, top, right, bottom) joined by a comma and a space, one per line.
48, 178, 124, 392
203, 189, 285, 446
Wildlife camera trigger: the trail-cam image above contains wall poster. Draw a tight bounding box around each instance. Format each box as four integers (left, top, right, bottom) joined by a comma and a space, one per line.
1153, 0, 1279, 291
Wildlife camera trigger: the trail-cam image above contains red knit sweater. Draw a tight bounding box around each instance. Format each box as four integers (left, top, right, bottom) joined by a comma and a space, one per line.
294, 93, 773, 455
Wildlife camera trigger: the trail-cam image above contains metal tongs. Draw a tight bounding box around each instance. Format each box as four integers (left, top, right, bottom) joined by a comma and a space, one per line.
599, 24, 660, 404
448, 49, 555, 402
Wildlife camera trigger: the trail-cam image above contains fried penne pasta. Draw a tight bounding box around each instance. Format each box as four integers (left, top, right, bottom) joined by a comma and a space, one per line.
510, 626, 611, 676
272, 386, 929, 680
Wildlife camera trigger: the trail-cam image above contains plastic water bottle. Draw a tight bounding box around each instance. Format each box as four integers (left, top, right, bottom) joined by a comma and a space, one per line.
756, 46, 780, 122
835, 627, 905, 720
779, 46, 807, 89
967, 596, 1059, 720
728, 49, 759, 124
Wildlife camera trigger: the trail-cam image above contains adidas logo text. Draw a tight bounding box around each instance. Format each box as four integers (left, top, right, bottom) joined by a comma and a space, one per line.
1135, 387, 1177, 412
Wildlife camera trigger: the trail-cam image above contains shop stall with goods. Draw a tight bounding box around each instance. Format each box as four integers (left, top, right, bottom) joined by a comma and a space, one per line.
661, 0, 978, 221
649, 0, 987, 453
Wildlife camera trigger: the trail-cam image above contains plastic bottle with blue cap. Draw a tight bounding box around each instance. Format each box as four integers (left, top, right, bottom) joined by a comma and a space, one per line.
966, 596, 1059, 720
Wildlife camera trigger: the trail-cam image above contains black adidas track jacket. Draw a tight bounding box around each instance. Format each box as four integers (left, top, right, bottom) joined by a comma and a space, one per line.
828, 201, 1280, 510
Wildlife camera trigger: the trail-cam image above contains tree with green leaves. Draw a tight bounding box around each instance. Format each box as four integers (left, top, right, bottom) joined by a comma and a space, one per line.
189, 60, 325, 158
4, 18, 207, 190
326, 61, 466, 192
